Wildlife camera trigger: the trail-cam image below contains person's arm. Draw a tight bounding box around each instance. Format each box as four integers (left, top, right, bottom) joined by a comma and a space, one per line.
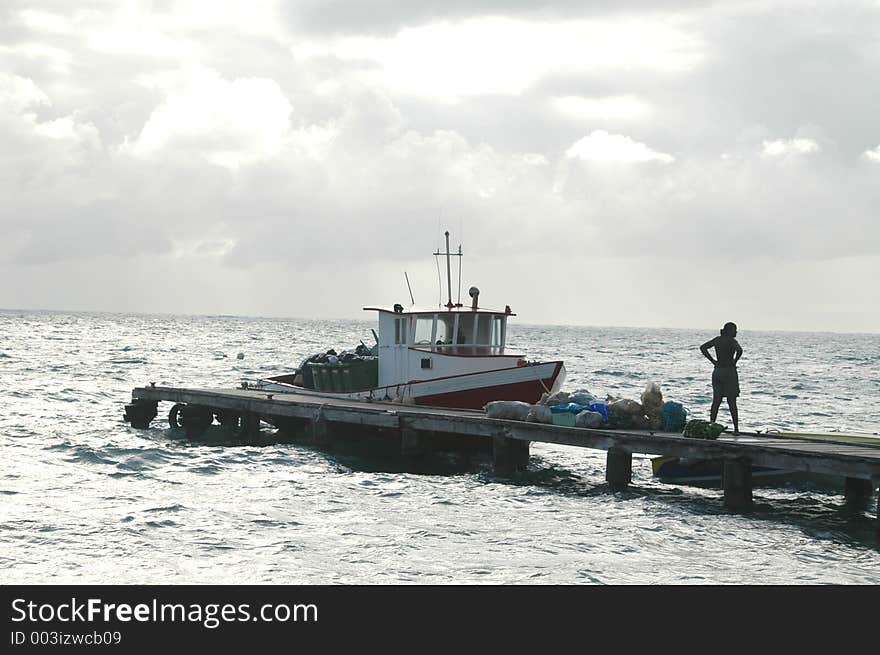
733, 339, 743, 365
700, 337, 718, 366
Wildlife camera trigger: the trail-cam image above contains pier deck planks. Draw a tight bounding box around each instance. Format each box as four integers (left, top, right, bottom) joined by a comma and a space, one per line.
131, 385, 880, 483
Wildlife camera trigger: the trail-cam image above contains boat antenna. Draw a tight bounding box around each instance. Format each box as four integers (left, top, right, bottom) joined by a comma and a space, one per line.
432, 230, 463, 309
404, 271, 415, 305
444, 231, 453, 308
434, 249, 442, 307
456, 243, 462, 307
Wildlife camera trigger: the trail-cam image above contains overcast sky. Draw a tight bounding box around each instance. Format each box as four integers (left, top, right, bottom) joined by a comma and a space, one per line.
1, 1, 878, 332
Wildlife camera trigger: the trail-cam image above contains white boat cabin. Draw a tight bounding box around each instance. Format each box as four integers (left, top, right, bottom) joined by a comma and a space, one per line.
364, 305, 524, 388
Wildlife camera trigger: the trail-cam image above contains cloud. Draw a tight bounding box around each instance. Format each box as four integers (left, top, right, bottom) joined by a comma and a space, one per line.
292, 16, 703, 101
761, 137, 820, 158
1, 0, 879, 330
552, 95, 651, 122
0, 72, 100, 162
565, 130, 674, 163
0, 72, 50, 112
121, 69, 293, 169
863, 144, 880, 162
281, 0, 708, 37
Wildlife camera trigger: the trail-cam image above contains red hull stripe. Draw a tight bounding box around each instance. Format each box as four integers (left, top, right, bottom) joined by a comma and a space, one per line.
415, 364, 563, 409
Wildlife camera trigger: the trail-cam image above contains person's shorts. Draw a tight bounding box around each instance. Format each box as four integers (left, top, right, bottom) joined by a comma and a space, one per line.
712, 366, 740, 399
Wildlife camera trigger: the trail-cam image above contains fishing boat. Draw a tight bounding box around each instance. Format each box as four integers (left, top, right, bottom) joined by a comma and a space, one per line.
652, 429, 880, 486
250, 232, 565, 409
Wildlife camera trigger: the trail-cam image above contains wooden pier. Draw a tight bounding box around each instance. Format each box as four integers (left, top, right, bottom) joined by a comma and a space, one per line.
125, 385, 880, 540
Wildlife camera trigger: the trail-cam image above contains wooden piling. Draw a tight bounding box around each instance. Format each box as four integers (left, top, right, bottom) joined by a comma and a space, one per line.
238, 412, 261, 443
184, 405, 214, 438
844, 477, 872, 506
606, 448, 632, 491
401, 428, 426, 458
124, 399, 157, 429
311, 418, 332, 448
493, 434, 529, 477
722, 457, 753, 511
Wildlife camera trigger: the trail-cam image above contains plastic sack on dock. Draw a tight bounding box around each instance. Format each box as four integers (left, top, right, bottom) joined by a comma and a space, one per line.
587, 402, 609, 422
641, 382, 664, 429
607, 399, 648, 430
526, 404, 553, 424
549, 403, 586, 414
662, 401, 688, 432
608, 399, 643, 415
540, 391, 570, 406
569, 389, 598, 406
683, 419, 726, 439
575, 410, 604, 429
485, 401, 532, 421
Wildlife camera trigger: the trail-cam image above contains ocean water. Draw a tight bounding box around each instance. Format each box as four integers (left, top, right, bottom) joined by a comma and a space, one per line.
1, 310, 878, 584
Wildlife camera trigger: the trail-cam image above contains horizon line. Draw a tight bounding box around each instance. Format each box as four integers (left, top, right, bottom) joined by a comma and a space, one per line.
0, 305, 876, 337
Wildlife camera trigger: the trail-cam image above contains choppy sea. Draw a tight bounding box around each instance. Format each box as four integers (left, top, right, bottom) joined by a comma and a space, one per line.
1, 310, 878, 584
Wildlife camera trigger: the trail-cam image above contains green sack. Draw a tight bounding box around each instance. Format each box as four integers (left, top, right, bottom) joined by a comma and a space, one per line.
682, 419, 726, 439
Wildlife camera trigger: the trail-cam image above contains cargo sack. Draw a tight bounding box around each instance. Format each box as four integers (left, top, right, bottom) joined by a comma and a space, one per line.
587, 402, 609, 422
526, 404, 553, 424
549, 402, 587, 414
540, 391, 570, 406
641, 382, 664, 420
608, 399, 643, 415
569, 389, 598, 406
661, 401, 688, 432
682, 419, 726, 439
484, 401, 532, 421
575, 410, 604, 429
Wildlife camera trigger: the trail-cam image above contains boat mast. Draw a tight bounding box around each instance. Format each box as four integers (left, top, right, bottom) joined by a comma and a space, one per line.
433, 230, 463, 309
444, 231, 453, 309
456, 243, 462, 307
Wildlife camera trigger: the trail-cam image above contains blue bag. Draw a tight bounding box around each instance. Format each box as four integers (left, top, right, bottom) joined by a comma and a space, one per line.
587, 402, 609, 422
662, 401, 688, 432
549, 403, 587, 414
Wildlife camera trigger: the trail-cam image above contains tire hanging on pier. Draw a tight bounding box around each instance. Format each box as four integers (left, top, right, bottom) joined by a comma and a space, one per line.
168, 403, 185, 429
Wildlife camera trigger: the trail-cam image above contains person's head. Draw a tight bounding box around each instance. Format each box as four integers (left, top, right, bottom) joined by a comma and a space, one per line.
721, 322, 737, 337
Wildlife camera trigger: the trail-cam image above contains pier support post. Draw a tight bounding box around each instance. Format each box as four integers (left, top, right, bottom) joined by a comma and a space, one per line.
311, 419, 333, 448
844, 477, 872, 506
180, 404, 214, 438
236, 412, 262, 444
401, 428, 426, 459
722, 457, 753, 511
492, 435, 529, 477
606, 448, 632, 492
124, 400, 157, 429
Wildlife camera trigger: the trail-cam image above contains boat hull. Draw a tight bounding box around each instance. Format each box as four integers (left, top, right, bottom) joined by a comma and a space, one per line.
254, 361, 565, 410
651, 456, 790, 486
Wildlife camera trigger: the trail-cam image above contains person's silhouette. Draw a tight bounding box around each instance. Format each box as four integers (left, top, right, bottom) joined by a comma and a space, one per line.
700, 322, 743, 435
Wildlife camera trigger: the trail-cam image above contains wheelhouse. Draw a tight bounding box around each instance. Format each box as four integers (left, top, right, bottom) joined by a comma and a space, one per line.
366, 306, 515, 357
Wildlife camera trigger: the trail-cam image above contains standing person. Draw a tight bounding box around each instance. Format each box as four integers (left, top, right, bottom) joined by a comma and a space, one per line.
700, 322, 743, 435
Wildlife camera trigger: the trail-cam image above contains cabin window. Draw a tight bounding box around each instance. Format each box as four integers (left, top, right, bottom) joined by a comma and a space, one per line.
457, 315, 475, 344
436, 314, 455, 345
491, 315, 505, 347
413, 315, 434, 345
475, 314, 493, 345
394, 317, 408, 345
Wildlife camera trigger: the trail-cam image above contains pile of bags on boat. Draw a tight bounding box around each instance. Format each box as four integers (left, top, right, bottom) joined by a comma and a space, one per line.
483, 382, 691, 433
295, 343, 378, 389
